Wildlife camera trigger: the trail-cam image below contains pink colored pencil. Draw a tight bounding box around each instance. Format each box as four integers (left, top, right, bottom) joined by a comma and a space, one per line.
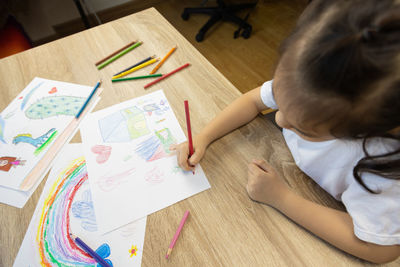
166, 210, 190, 259
144, 63, 190, 89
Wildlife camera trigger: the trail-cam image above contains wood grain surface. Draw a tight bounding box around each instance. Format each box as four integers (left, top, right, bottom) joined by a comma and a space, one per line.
0, 7, 398, 267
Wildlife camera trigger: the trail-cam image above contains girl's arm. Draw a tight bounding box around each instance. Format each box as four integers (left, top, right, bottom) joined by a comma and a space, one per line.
199, 86, 268, 146
247, 160, 400, 264
173, 86, 269, 170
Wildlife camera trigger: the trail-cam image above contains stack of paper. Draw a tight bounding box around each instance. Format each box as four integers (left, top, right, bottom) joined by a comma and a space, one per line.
0, 78, 101, 208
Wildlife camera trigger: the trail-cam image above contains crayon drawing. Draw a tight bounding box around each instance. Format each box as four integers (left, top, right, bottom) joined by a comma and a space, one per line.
144, 166, 165, 184
98, 106, 150, 143
35, 157, 106, 266
13, 144, 147, 267
25, 95, 85, 119
0, 157, 25, 172
129, 245, 138, 257
97, 167, 136, 192
80, 90, 210, 234
0, 77, 99, 195
21, 81, 44, 110
91, 145, 112, 164
71, 189, 97, 232
13, 128, 56, 148
135, 128, 176, 162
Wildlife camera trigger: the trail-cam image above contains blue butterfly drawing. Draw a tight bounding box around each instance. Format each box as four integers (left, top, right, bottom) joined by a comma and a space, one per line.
95, 243, 113, 267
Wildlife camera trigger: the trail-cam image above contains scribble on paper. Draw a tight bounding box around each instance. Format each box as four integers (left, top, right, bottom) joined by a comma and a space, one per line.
97, 167, 136, 192
135, 128, 176, 162
25, 95, 85, 119
21, 81, 44, 110
0, 156, 25, 172
144, 166, 164, 184
91, 145, 112, 164
98, 106, 150, 143
71, 189, 97, 232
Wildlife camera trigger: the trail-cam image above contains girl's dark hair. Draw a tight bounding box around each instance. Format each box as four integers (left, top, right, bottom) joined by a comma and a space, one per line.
281, 0, 400, 193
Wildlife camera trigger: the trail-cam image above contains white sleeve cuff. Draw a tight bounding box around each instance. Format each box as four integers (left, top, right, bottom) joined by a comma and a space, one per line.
260, 80, 278, 109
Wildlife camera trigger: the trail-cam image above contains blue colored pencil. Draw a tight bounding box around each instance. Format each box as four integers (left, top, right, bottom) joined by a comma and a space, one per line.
70, 234, 112, 267
75, 80, 102, 118
113, 56, 155, 76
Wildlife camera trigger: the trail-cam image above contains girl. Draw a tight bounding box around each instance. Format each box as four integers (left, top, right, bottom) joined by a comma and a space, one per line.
171, 0, 400, 263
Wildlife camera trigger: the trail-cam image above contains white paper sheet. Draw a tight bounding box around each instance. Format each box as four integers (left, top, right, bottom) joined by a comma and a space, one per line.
0, 78, 96, 190
80, 90, 211, 234
0, 98, 101, 208
13, 144, 147, 267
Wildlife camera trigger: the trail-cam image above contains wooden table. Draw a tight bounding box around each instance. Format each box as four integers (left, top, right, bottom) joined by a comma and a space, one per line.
0, 8, 398, 267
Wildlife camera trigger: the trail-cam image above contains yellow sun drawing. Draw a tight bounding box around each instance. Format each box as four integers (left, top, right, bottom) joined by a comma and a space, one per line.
129, 245, 138, 257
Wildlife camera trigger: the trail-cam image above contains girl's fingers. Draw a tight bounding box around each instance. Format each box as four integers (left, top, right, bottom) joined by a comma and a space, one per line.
178, 146, 191, 171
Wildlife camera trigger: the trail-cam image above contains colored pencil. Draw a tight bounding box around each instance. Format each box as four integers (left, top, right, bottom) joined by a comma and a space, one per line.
112, 74, 162, 82
70, 234, 112, 267
184, 100, 194, 156
95, 40, 137, 66
185, 100, 195, 174
144, 63, 190, 89
112, 57, 159, 79
97, 41, 142, 70
75, 80, 101, 118
150, 46, 177, 74
165, 210, 190, 259
113, 56, 155, 76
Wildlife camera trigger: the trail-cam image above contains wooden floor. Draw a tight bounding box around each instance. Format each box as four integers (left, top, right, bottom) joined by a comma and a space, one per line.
48, 0, 308, 94
152, 0, 307, 93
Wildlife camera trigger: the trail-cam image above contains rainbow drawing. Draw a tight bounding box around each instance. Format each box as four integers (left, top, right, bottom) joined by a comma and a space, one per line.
35, 157, 112, 266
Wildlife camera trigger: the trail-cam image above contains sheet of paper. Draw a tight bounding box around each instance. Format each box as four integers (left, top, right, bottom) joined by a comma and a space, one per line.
0, 78, 96, 190
0, 98, 101, 208
80, 90, 211, 234
13, 144, 147, 267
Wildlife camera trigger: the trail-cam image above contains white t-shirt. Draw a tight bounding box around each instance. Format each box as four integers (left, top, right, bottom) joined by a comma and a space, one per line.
260, 80, 400, 246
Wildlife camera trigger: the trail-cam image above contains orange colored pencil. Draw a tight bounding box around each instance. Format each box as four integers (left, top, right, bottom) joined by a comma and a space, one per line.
150, 46, 177, 74
95, 41, 137, 66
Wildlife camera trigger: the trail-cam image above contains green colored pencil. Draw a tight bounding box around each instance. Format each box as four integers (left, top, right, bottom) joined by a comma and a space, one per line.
97, 41, 142, 70
111, 74, 162, 82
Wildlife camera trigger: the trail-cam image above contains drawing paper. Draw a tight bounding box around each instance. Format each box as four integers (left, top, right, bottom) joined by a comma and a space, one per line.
0, 98, 101, 208
0, 78, 97, 191
80, 90, 211, 234
13, 144, 147, 267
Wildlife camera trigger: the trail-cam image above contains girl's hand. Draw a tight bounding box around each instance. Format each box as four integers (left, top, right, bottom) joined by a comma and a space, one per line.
246, 159, 290, 208
170, 135, 209, 171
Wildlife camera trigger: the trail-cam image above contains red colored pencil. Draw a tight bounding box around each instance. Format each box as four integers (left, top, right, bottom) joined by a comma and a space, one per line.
144, 63, 190, 89
184, 100, 195, 174
184, 100, 194, 156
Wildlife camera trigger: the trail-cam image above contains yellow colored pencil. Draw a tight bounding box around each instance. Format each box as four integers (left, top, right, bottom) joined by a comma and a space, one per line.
113, 58, 159, 79
150, 46, 177, 74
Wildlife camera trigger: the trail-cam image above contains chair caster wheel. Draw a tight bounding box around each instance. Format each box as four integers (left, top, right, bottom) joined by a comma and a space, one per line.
242, 28, 251, 39
181, 11, 189, 21
195, 32, 204, 42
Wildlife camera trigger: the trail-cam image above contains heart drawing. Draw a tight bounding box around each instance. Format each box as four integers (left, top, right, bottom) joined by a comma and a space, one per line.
91, 145, 112, 164
48, 87, 57, 94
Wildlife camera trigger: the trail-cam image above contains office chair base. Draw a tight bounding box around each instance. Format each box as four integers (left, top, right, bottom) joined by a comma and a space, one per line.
181, 1, 256, 42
